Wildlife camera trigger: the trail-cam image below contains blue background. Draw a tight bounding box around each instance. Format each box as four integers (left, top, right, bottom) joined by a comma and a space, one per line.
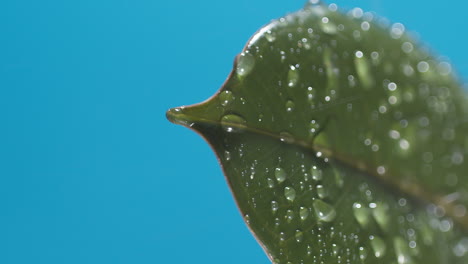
1, 0, 467, 263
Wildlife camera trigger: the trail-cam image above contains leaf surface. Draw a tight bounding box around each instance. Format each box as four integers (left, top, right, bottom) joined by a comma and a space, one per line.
167, 2, 468, 263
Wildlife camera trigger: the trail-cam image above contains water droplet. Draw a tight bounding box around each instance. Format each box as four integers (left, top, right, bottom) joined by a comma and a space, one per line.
316, 184, 327, 199
401, 42, 413, 53
309, 119, 320, 135
332, 243, 340, 256
271, 200, 279, 213
275, 167, 287, 183
300, 206, 309, 220
265, 30, 277, 42
313, 199, 336, 222
287, 65, 299, 87
236, 52, 255, 77
295, 229, 304, 243
334, 169, 344, 188
244, 214, 250, 224
286, 209, 294, 222
284, 186, 296, 202
390, 23, 405, 39
224, 150, 231, 161
417, 61, 430, 73
279, 131, 295, 143
320, 17, 337, 34
377, 166, 386, 175
361, 21, 370, 31
372, 203, 390, 231
220, 114, 247, 133
219, 90, 234, 106
267, 178, 275, 188
394, 236, 411, 264
370, 236, 386, 258
307, 86, 316, 101
354, 51, 374, 89
388, 82, 397, 91
311, 166, 323, 181
359, 246, 367, 260
286, 100, 295, 112
438, 62, 452, 75
352, 203, 370, 227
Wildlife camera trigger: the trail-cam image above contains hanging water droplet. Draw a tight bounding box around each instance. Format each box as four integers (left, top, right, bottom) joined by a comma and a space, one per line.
219, 90, 234, 106
275, 167, 287, 183
352, 202, 370, 227
236, 52, 255, 77
284, 186, 296, 202
287, 65, 299, 87
311, 166, 323, 181
271, 200, 279, 213
285, 100, 295, 112
316, 184, 327, 199
300, 206, 309, 220
295, 229, 304, 243
313, 199, 336, 222
370, 235, 386, 258
220, 114, 247, 133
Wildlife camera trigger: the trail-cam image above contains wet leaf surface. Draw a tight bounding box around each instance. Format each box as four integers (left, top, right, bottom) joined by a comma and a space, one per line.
167, 1, 468, 263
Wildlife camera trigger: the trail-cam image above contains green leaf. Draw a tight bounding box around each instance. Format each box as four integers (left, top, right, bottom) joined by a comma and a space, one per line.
167, 2, 468, 264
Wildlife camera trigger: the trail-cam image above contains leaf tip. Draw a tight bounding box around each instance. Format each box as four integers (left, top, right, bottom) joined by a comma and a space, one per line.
166, 106, 193, 128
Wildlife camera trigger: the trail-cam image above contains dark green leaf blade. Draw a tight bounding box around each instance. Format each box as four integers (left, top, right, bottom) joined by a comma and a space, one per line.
167, 2, 468, 264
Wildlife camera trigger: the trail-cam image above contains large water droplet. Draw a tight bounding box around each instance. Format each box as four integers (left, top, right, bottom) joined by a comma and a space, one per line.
370, 235, 386, 258
220, 114, 247, 133
284, 186, 296, 202
275, 167, 287, 183
236, 52, 255, 77
352, 202, 370, 227
313, 199, 336, 222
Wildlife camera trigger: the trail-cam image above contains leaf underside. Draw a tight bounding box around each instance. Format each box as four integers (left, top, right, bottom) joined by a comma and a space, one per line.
167, 2, 468, 264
